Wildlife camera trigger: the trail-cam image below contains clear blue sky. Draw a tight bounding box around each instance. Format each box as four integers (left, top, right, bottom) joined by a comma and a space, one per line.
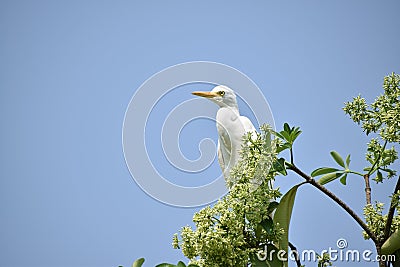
1, 1, 399, 267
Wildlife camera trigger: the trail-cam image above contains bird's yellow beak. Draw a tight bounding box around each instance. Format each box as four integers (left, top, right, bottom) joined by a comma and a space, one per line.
192, 91, 219, 98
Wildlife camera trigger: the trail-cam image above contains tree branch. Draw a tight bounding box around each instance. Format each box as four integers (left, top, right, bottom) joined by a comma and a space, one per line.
287, 163, 379, 245
364, 174, 372, 205
383, 176, 400, 242
289, 242, 302, 267
290, 148, 294, 165
364, 140, 387, 206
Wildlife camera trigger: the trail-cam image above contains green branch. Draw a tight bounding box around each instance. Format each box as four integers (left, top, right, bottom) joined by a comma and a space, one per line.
368, 140, 388, 176
383, 176, 400, 242
287, 163, 379, 245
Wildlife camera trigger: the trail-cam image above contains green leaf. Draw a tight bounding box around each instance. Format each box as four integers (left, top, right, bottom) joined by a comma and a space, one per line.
255, 223, 263, 239
290, 128, 302, 142
318, 172, 344, 185
176, 261, 187, 267
381, 168, 395, 173
311, 167, 340, 177
251, 254, 268, 267
273, 158, 287, 176
380, 168, 396, 178
381, 229, 400, 255
383, 156, 393, 166
277, 123, 301, 145
132, 258, 145, 267
284, 123, 290, 133
340, 173, 348, 185
367, 157, 374, 164
391, 249, 400, 267
330, 151, 345, 168
373, 170, 384, 183
267, 201, 279, 214
276, 143, 291, 153
279, 130, 291, 142
345, 154, 351, 167
274, 183, 304, 265
155, 264, 176, 267
260, 216, 274, 235
273, 131, 286, 141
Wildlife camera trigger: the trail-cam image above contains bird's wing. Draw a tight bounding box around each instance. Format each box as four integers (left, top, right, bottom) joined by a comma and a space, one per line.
239, 116, 257, 139
216, 109, 258, 183
217, 139, 225, 174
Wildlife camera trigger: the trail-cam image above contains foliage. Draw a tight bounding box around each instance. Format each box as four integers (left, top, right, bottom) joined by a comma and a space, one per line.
382, 230, 400, 255
131, 258, 144, 267
316, 253, 332, 267
273, 183, 303, 260
173, 73, 400, 266
133, 73, 400, 266
343, 72, 400, 141
342, 74, 400, 259
173, 126, 283, 266
363, 202, 400, 241
311, 151, 353, 185
343, 73, 399, 183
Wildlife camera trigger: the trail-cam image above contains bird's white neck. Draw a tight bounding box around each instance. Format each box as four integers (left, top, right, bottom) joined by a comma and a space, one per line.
219, 105, 239, 115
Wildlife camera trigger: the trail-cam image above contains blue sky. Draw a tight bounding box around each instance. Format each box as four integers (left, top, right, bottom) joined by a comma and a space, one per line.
1, 1, 399, 267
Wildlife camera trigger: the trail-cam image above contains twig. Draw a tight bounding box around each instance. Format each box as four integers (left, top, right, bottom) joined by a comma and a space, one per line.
364, 174, 372, 205
289, 242, 302, 267
383, 176, 400, 241
367, 140, 387, 177
364, 140, 387, 206
287, 163, 379, 245
290, 148, 294, 165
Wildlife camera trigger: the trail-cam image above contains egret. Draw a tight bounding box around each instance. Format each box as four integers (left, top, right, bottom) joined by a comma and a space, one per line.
192, 85, 257, 188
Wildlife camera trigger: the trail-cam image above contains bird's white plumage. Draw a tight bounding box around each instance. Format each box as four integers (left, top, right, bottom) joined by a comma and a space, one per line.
216, 107, 256, 180
192, 85, 257, 187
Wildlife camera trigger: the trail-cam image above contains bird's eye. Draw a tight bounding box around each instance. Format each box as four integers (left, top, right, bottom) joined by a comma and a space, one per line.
219, 91, 225, 96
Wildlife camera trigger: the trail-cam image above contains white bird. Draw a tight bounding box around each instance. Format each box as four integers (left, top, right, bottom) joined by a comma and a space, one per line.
192, 85, 257, 188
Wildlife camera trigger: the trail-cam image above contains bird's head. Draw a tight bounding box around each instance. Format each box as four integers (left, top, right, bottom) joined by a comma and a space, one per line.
192, 85, 239, 110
